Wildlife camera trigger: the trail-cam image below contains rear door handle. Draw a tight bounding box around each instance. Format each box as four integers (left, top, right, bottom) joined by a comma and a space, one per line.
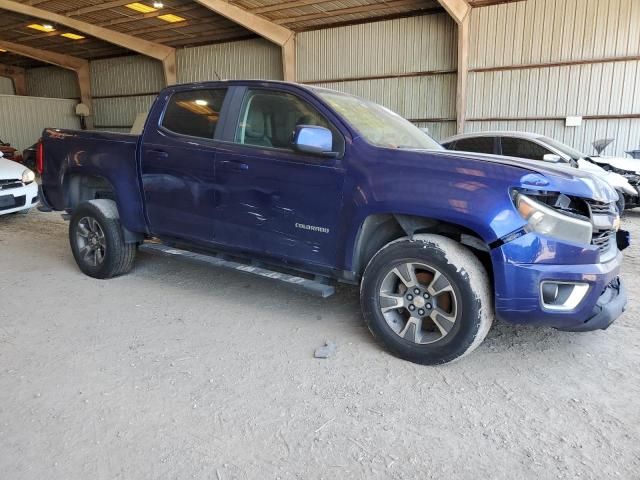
220, 160, 249, 172
148, 150, 169, 159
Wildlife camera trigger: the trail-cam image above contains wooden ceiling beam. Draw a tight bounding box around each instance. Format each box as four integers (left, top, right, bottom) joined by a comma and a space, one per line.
0, 40, 87, 70
274, 0, 430, 25
436, 0, 471, 23
0, 40, 92, 125
193, 0, 296, 81
95, 5, 202, 28
0, 0, 176, 84
194, 0, 293, 46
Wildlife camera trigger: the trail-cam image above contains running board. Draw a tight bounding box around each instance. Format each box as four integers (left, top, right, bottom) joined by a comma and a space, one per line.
139, 243, 335, 298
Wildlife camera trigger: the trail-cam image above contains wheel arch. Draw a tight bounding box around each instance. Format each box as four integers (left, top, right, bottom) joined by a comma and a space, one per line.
63, 174, 143, 244
350, 213, 492, 278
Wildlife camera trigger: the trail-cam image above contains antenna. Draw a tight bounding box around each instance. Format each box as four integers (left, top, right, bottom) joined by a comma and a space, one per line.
214, 71, 221, 80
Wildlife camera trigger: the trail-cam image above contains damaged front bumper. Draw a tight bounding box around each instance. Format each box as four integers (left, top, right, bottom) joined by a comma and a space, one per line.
557, 277, 626, 332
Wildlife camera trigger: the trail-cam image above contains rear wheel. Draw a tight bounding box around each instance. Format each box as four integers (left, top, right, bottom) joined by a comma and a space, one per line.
360, 234, 492, 365
69, 199, 136, 279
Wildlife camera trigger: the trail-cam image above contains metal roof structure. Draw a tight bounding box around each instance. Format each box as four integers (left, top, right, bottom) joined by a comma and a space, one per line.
0, 0, 515, 68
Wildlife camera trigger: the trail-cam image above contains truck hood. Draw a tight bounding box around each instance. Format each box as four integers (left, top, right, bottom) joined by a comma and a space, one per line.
589, 155, 640, 174
0, 157, 26, 180
425, 150, 619, 204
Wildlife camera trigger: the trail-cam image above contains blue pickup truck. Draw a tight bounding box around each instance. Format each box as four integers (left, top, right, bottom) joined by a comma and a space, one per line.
38, 80, 628, 365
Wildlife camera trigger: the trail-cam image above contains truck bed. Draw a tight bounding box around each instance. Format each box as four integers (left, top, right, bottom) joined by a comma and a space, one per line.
40, 128, 147, 234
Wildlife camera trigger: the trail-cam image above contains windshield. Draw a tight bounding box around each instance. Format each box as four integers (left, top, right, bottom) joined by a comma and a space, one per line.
313, 89, 443, 150
541, 137, 586, 160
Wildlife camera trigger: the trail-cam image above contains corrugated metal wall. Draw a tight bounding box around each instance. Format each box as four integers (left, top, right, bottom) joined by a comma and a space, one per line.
26, 67, 79, 99
468, 0, 640, 156
177, 38, 283, 83
0, 95, 80, 151
0, 77, 14, 95
90, 56, 165, 132
297, 13, 458, 140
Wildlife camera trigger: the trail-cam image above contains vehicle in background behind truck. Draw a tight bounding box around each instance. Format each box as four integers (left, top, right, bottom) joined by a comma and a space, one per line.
0, 151, 38, 216
37, 80, 628, 365
588, 138, 640, 206
442, 131, 639, 213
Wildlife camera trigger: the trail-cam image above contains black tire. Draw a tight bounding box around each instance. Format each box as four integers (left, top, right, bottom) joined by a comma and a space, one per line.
616, 193, 626, 216
360, 234, 492, 365
69, 199, 136, 279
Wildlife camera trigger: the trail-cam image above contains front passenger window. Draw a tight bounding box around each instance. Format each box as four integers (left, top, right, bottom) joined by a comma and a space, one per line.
234, 89, 342, 154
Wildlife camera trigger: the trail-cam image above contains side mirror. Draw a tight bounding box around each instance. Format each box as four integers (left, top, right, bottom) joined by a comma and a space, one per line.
543, 154, 563, 163
292, 125, 336, 157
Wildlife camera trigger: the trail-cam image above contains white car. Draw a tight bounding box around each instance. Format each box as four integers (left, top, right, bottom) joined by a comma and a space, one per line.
0, 153, 39, 216
441, 131, 639, 213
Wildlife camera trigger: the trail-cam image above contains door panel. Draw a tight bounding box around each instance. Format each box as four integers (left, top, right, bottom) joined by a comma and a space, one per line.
140, 88, 228, 243
214, 144, 344, 267
213, 88, 346, 267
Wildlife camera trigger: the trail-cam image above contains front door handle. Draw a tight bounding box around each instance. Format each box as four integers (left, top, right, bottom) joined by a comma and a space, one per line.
220, 160, 249, 172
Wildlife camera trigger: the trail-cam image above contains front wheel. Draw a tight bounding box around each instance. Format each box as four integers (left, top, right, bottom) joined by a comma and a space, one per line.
360, 234, 493, 365
69, 199, 136, 279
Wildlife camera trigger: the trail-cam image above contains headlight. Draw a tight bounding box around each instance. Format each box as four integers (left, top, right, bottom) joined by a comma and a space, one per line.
515, 193, 592, 245
22, 169, 35, 184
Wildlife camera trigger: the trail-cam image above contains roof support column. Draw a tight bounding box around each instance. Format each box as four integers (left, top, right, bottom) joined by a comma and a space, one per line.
162, 51, 177, 86
437, 0, 471, 134
0, 64, 26, 95
76, 64, 94, 129
456, 14, 470, 134
282, 36, 296, 82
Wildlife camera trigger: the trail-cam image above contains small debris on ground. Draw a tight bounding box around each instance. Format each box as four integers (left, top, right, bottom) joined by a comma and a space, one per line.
314, 341, 337, 359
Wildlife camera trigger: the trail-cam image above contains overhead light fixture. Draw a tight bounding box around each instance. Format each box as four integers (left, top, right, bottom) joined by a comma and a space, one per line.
61, 33, 85, 40
125, 2, 157, 14
158, 13, 186, 23
153, 1, 164, 8
27, 23, 56, 32
195, 100, 208, 106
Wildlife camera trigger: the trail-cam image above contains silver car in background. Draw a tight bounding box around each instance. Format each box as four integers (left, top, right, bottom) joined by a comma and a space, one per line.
441, 131, 638, 213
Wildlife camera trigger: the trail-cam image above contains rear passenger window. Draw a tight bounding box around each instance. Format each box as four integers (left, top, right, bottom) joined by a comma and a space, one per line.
501, 138, 551, 160
162, 89, 227, 139
453, 137, 495, 154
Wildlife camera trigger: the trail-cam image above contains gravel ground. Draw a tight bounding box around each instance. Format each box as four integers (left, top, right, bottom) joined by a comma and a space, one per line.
1, 210, 639, 480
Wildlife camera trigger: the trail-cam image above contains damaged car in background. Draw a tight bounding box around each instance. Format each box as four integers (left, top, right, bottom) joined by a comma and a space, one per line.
442, 131, 639, 214
587, 138, 640, 210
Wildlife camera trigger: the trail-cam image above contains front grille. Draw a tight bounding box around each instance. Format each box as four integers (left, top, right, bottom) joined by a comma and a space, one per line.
586, 199, 614, 215
0, 194, 25, 211
592, 230, 614, 252
0, 179, 23, 191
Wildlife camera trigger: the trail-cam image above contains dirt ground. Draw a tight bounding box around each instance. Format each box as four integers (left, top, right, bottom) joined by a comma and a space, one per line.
1, 210, 639, 480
